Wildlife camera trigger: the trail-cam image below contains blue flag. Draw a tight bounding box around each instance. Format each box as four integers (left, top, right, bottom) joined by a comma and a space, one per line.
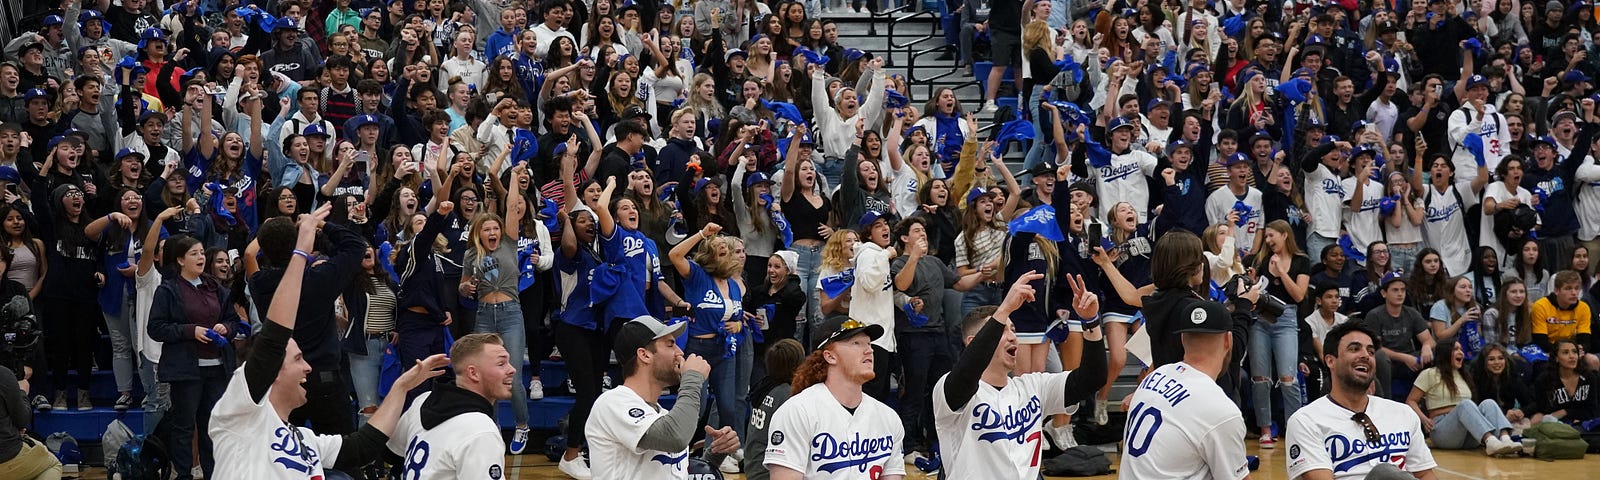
509, 128, 539, 166
377, 241, 400, 284
1339, 234, 1367, 264
1008, 204, 1065, 242
1462, 133, 1487, 167
205, 182, 237, 224
884, 88, 910, 109
820, 268, 856, 298
902, 303, 930, 328
994, 119, 1036, 156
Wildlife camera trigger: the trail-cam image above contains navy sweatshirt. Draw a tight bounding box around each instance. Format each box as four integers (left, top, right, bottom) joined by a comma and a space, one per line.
1521, 123, 1593, 238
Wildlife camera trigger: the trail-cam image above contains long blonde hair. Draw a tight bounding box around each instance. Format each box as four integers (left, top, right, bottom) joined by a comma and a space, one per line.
1023, 19, 1052, 54
1251, 220, 1301, 268
693, 235, 744, 280
820, 230, 857, 272
467, 212, 505, 266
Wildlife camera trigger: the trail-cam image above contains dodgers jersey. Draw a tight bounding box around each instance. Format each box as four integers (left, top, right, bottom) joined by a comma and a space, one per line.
1117, 362, 1249, 480
384, 390, 507, 480
932, 371, 1077, 479
765, 384, 906, 479
586, 386, 691, 480
209, 368, 346, 480
1285, 396, 1437, 480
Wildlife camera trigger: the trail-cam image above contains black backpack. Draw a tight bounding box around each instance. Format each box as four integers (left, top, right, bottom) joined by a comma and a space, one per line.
1041, 446, 1113, 477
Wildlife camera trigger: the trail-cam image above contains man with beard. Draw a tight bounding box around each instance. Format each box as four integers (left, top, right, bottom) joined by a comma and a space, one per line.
764, 316, 906, 480
586, 316, 739, 480
935, 273, 1107, 478
385, 332, 514, 479
1285, 323, 1439, 480
212, 205, 449, 479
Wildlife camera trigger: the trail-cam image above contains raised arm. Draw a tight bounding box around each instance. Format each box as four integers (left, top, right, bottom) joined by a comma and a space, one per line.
993, 152, 1021, 219
670, 223, 719, 277
780, 124, 807, 202
596, 176, 619, 237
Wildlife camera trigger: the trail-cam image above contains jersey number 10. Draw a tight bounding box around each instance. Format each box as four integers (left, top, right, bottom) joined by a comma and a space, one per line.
1123, 402, 1165, 457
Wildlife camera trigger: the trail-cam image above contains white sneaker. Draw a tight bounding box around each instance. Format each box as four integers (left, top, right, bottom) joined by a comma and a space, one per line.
1048, 423, 1078, 449
981, 100, 998, 113
1093, 400, 1109, 426
558, 454, 593, 479
904, 451, 927, 466
720, 455, 741, 473
529, 379, 545, 400
1484, 435, 1520, 456
509, 426, 531, 454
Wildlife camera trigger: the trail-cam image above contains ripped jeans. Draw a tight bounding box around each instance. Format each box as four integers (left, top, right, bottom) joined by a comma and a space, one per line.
1250, 305, 1303, 429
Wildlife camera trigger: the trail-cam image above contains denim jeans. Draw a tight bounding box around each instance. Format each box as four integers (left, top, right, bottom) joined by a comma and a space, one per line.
962, 283, 1004, 314
820, 157, 846, 194
348, 336, 388, 409
1250, 305, 1303, 428
140, 355, 168, 437
791, 245, 824, 347
1431, 399, 1513, 449
1389, 243, 1421, 280
1021, 84, 1050, 174
1305, 233, 1337, 266
104, 293, 137, 393
475, 300, 528, 426
687, 335, 746, 439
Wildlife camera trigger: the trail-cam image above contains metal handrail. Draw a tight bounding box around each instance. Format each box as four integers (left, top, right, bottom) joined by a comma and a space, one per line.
868, 4, 913, 36
907, 45, 971, 99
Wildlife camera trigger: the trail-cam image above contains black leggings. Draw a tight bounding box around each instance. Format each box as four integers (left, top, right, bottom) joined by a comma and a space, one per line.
42, 297, 101, 395
167, 366, 228, 480
552, 320, 619, 449
521, 276, 556, 383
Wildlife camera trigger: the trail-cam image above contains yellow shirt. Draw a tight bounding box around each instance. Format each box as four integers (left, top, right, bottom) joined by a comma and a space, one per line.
1529, 297, 1592, 343
1413, 367, 1471, 410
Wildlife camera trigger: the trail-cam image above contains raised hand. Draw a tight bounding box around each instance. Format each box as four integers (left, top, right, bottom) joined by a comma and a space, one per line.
997, 270, 1045, 318
1065, 274, 1100, 321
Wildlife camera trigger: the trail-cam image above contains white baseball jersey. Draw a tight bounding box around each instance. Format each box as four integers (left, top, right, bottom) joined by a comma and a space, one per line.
209, 368, 346, 480
1093, 149, 1160, 224
764, 384, 906, 479
932, 371, 1076, 479
586, 386, 691, 480
1285, 396, 1437, 480
384, 390, 507, 480
1117, 362, 1249, 480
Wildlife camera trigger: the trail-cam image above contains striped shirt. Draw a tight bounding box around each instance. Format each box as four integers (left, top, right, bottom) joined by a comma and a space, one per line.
365, 280, 398, 334
954, 226, 1006, 272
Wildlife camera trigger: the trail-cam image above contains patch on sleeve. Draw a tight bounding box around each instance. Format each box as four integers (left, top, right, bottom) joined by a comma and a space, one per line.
771, 431, 785, 446
629, 407, 646, 419
489, 464, 502, 479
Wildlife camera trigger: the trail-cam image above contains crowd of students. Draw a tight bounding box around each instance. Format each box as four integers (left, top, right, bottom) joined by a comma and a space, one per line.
0, 0, 1597, 478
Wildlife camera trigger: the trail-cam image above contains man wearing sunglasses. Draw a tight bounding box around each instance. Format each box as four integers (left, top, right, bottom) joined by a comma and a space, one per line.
1285, 323, 1438, 480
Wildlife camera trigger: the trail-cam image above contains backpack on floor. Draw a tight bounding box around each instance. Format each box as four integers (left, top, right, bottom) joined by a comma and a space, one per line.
1525, 421, 1588, 460
1041, 446, 1112, 477
45, 432, 81, 471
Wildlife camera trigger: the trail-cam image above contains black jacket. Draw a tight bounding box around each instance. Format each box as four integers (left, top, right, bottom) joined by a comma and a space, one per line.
1141, 288, 1255, 401
248, 222, 368, 372
148, 274, 244, 382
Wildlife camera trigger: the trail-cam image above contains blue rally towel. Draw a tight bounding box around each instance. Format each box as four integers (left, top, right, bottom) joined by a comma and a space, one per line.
1008, 204, 1065, 242
762, 194, 795, 247
1223, 14, 1247, 38
762, 99, 806, 126
377, 241, 400, 284
378, 342, 400, 397
1275, 78, 1314, 104
993, 118, 1036, 156
541, 201, 562, 233
590, 263, 627, 306
667, 315, 691, 351
1084, 132, 1112, 168
1378, 195, 1399, 216
1519, 344, 1548, 362
1231, 200, 1254, 227
509, 128, 539, 166
902, 303, 930, 328
820, 268, 855, 298
517, 240, 538, 292
205, 183, 237, 224
1462, 132, 1488, 166
884, 88, 910, 109
1339, 234, 1367, 264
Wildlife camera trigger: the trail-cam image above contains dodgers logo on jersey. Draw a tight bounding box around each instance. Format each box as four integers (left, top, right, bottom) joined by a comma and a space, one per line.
1425, 201, 1461, 224
971, 396, 1043, 444
1325, 432, 1413, 473
810, 432, 897, 473
1098, 162, 1143, 183
1321, 178, 1346, 196
270, 427, 322, 474
651, 451, 688, 471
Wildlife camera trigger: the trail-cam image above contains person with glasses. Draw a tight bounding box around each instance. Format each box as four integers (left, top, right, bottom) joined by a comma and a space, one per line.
1286, 322, 1439, 480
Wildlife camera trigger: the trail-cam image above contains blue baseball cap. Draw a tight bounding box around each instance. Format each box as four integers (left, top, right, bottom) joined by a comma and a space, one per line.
1563, 70, 1592, 84
1465, 74, 1491, 89
724, 49, 747, 62
1222, 152, 1250, 166
0, 166, 19, 183
271, 17, 300, 32
23, 88, 48, 101
348, 114, 379, 130
140, 28, 166, 41
114, 148, 145, 162
857, 210, 886, 230
302, 124, 331, 138
41, 15, 64, 28
1107, 116, 1136, 132
744, 171, 773, 187
1145, 98, 1171, 112
965, 187, 991, 204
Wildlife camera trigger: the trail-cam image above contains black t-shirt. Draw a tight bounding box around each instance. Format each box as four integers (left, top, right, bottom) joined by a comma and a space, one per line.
1253, 254, 1312, 303
990, 0, 1023, 34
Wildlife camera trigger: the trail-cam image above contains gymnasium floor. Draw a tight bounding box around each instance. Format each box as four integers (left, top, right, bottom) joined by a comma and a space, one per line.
483, 444, 1581, 479
70, 443, 1583, 478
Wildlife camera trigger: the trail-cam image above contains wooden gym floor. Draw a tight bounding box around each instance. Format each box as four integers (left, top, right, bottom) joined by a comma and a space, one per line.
71, 443, 1586, 479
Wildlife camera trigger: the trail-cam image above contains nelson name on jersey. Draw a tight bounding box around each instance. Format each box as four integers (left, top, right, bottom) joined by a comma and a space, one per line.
1138, 367, 1194, 407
